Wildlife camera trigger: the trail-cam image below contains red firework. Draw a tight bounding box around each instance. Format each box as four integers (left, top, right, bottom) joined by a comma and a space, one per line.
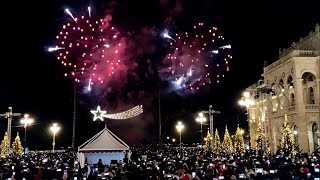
49, 8, 125, 87
159, 22, 232, 92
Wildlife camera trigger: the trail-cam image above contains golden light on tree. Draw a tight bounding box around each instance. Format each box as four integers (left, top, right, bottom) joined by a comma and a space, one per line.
222, 126, 233, 154
204, 129, 212, 150
234, 125, 245, 155
1, 132, 10, 157
12, 132, 23, 155
279, 114, 297, 157
213, 128, 221, 153
255, 121, 271, 155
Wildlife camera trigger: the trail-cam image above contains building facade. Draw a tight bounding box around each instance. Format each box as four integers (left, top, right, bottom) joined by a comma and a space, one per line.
246, 24, 320, 153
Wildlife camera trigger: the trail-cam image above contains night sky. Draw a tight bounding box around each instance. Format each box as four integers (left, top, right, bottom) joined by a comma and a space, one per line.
0, 0, 319, 150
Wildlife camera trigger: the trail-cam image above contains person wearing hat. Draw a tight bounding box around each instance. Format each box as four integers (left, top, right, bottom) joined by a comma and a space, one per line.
230, 175, 237, 180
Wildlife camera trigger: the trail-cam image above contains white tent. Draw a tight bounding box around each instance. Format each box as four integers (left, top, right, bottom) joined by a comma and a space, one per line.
78, 126, 130, 167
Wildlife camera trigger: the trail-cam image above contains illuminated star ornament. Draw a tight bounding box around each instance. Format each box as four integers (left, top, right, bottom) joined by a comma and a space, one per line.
90, 105, 143, 121
90, 106, 107, 121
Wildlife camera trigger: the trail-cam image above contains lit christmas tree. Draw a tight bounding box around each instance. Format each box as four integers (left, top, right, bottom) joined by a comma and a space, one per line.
255, 122, 271, 155
12, 132, 23, 156
204, 129, 212, 151
234, 125, 245, 155
222, 126, 233, 154
213, 128, 221, 153
278, 114, 297, 157
1, 132, 10, 157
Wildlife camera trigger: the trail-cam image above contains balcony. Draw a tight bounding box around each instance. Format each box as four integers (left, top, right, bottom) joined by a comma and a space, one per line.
305, 104, 319, 113
288, 106, 295, 111
305, 104, 318, 109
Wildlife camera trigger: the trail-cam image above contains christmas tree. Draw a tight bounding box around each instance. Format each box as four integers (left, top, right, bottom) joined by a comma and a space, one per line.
255, 122, 271, 155
204, 129, 212, 151
222, 126, 233, 154
234, 125, 245, 155
1, 132, 10, 157
213, 128, 221, 153
278, 114, 297, 157
12, 132, 23, 156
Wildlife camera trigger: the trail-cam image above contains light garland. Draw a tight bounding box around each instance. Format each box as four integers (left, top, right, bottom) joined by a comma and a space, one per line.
90, 105, 143, 121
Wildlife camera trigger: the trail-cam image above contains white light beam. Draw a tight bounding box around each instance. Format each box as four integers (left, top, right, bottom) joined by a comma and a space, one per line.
65, 8, 76, 21
48, 47, 65, 52
219, 44, 231, 49
88, 6, 91, 17
87, 78, 92, 91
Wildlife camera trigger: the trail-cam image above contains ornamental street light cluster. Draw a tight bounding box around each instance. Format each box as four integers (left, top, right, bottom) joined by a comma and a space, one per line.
176, 121, 184, 152
20, 114, 34, 154
50, 123, 61, 152
196, 112, 207, 148
238, 91, 255, 108
238, 91, 255, 148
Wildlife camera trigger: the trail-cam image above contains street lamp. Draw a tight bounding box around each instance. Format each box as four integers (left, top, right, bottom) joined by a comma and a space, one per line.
196, 113, 206, 148
20, 114, 34, 154
176, 121, 184, 152
238, 91, 255, 149
293, 130, 298, 145
172, 138, 176, 143
50, 123, 60, 153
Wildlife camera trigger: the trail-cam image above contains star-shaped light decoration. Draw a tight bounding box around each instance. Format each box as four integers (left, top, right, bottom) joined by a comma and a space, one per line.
90, 106, 107, 121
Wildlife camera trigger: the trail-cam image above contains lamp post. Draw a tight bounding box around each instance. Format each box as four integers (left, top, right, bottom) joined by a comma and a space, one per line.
20, 114, 34, 154
196, 113, 206, 148
238, 91, 255, 149
293, 130, 298, 145
50, 123, 60, 153
176, 121, 184, 152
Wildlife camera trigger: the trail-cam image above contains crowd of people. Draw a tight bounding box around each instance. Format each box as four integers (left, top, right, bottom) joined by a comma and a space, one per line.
1, 146, 320, 179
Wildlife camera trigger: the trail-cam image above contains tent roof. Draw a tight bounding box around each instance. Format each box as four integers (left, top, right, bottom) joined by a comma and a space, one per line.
79, 126, 129, 152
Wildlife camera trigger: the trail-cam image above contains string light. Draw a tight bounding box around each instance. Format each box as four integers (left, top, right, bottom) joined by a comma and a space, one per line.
90, 105, 143, 121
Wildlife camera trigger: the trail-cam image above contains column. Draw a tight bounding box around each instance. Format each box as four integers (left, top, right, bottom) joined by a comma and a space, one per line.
295, 78, 310, 152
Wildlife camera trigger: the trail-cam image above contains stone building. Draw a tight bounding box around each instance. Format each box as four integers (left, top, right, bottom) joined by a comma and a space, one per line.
244, 24, 319, 153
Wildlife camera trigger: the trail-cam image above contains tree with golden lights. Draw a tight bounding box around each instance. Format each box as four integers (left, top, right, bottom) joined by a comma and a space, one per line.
278, 114, 297, 157
213, 128, 221, 153
204, 129, 212, 151
255, 122, 271, 155
234, 125, 245, 155
1, 132, 10, 157
12, 133, 23, 156
222, 126, 233, 154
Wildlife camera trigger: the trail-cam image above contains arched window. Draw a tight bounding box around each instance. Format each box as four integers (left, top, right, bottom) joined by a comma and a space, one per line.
302, 72, 316, 84
290, 93, 295, 106
279, 79, 284, 87
271, 83, 276, 96
308, 75, 315, 82
287, 75, 294, 89
293, 125, 298, 146
312, 123, 319, 150
308, 87, 315, 104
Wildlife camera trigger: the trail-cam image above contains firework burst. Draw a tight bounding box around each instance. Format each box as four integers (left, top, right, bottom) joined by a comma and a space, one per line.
159, 22, 232, 93
48, 7, 126, 91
